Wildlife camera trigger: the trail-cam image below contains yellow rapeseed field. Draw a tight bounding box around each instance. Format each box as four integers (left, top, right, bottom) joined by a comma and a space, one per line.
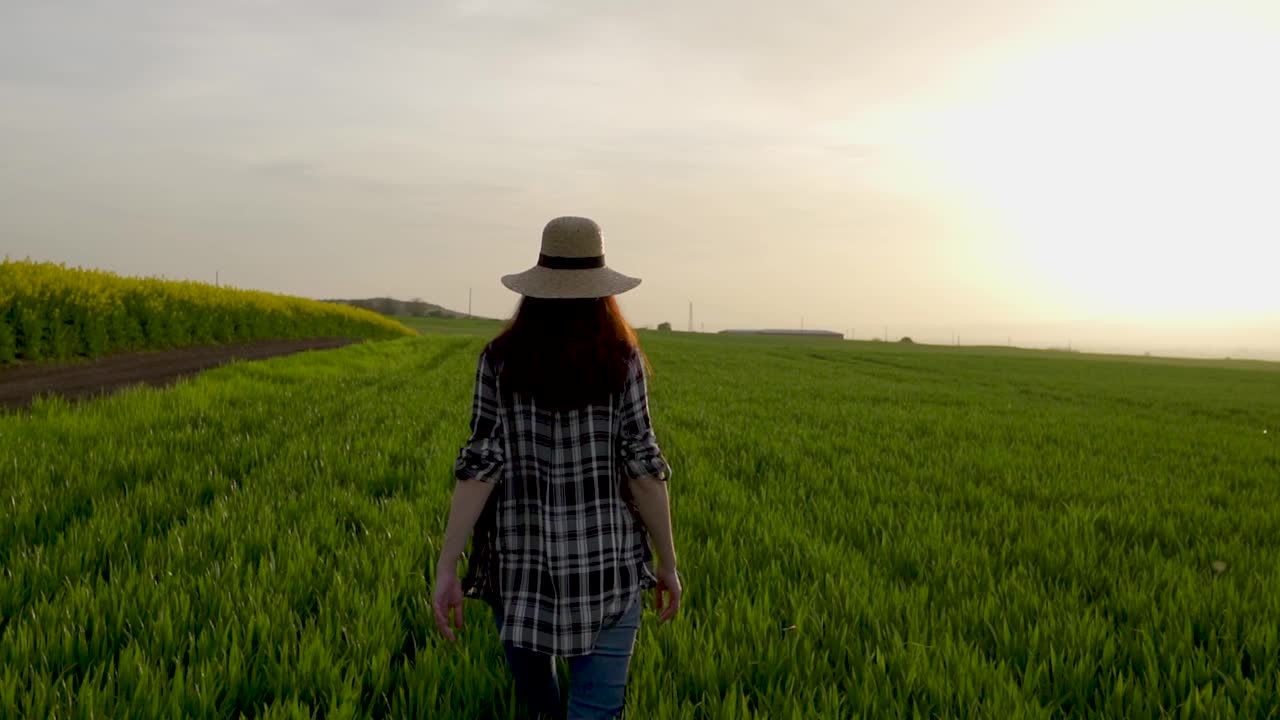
0, 259, 413, 364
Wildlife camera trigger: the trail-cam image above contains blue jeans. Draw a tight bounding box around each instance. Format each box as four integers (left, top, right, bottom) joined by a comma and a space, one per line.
493, 596, 641, 720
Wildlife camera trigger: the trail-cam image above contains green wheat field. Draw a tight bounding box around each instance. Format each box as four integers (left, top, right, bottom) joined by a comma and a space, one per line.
3, 317, 1279, 718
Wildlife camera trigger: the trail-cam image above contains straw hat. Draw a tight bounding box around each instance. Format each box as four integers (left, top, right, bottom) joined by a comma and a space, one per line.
501, 216, 642, 299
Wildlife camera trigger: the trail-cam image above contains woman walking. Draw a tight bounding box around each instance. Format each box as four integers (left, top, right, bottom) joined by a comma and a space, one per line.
433, 216, 682, 719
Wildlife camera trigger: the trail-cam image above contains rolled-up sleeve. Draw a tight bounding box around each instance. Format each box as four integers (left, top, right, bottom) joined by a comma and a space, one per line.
617, 352, 671, 482
454, 351, 506, 483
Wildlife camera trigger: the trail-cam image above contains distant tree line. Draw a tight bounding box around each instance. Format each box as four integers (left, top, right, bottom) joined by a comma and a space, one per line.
324, 297, 473, 319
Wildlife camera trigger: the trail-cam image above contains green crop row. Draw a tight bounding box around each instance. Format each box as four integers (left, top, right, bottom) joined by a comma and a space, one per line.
0, 259, 413, 364
1, 329, 1278, 717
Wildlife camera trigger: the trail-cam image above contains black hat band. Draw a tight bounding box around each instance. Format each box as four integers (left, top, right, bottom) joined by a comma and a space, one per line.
538, 254, 605, 270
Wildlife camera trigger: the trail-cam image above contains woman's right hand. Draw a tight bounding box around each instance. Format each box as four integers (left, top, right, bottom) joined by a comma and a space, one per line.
655, 568, 682, 624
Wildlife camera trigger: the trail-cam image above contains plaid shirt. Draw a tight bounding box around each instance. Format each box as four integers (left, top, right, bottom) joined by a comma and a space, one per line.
454, 346, 671, 656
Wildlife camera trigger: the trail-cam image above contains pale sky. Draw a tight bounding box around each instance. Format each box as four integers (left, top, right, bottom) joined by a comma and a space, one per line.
3, 0, 1278, 359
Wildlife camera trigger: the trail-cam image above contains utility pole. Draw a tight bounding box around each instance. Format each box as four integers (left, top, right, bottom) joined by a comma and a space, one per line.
688, 302, 693, 332
467, 288, 473, 319
215, 271, 219, 288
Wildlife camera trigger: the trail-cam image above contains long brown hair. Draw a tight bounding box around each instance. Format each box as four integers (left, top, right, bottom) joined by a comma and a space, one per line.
487, 296, 643, 411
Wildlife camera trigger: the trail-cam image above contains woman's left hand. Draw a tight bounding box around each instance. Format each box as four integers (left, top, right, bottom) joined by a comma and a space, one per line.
433, 569, 466, 643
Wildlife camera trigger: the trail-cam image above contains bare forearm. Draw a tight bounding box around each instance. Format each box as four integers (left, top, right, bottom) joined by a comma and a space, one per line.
629, 476, 677, 571
437, 479, 497, 572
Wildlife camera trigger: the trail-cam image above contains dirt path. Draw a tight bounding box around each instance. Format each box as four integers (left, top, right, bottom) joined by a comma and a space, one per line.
0, 337, 359, 411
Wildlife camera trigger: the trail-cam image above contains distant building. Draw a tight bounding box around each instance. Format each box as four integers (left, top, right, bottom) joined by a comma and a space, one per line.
719, 329, 844, 339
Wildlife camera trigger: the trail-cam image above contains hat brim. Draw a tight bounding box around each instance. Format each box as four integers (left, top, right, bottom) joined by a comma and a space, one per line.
501, 266, 642, 299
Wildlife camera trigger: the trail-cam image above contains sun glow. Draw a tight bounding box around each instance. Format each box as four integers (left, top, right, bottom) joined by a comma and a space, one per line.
917, 10, 1279, 318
